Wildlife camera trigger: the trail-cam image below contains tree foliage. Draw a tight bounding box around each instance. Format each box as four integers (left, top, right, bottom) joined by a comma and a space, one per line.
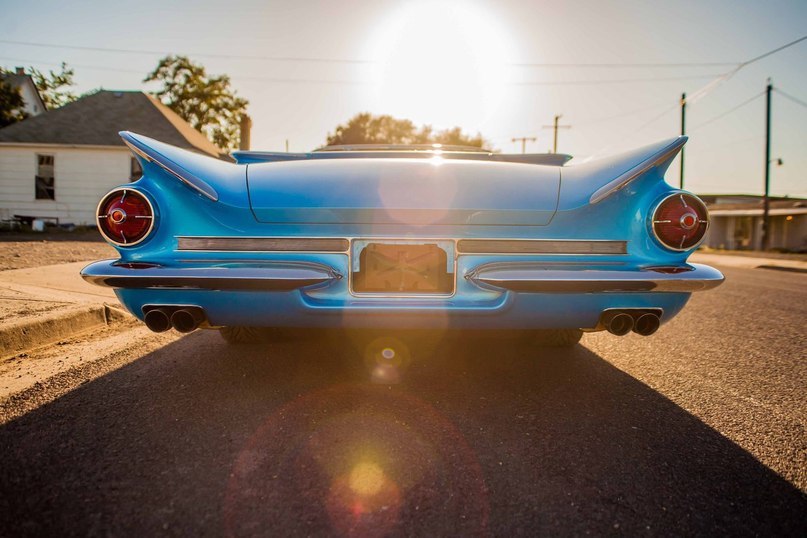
326, 113, 489, 149
0, 74, 28, 128
30, 62, 78, 109
0, 63, 77, 126
145, 55, 248, 150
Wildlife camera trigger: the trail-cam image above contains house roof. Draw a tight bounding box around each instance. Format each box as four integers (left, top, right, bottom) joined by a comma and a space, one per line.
0, 71, 46, 113
708, 199, 807, 217
706, 199, 806, 211
0, 90, 224, 158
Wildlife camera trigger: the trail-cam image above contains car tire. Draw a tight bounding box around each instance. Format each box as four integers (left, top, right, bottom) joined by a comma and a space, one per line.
532, 329, 583, 348
219, 326, 265, 344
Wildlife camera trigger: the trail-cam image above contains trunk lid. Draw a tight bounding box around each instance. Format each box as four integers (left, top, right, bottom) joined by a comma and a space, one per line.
247, 158, 560, 226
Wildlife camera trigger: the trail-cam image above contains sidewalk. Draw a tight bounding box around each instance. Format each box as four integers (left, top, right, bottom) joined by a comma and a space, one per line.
690, 252, 807, 272
0, 261, 130, 359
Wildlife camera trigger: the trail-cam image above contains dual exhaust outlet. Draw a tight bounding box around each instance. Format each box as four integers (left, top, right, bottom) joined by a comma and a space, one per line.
143, 306, 206, 334
602, 310, 661, 337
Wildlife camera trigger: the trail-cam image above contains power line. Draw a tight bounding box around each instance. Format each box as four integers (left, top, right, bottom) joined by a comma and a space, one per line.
689, 91, 765, 132
575, 101, 672, 127
687, 34, 807, 103
0, 56, 725, 87
737, 35, 807, 70
0, 56, 371, 85
583, 103, 679, 160
509, 61, 738, 68
513, 74, 721, 86
0, 56, 145, 75
587, 34, 807, 155
631, 103, 680, 135
774, 88, 807, 109
1, 38, 747, 69
0, 39, 375, 65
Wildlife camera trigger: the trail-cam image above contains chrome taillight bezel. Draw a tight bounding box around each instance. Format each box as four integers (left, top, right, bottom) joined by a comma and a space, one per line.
649, 192, 710, 252
96, 188, 156, 247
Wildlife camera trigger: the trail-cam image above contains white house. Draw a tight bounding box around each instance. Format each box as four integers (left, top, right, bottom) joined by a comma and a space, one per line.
0, 90, 224, 226
0, 67, 47, 118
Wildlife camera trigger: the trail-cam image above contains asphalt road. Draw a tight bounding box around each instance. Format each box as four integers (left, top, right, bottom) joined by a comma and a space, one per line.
0, 264, 805, 536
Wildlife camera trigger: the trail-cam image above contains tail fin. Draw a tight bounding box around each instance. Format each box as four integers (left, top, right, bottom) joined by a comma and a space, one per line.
560, 137, 686, 208
121, 131, 238, 202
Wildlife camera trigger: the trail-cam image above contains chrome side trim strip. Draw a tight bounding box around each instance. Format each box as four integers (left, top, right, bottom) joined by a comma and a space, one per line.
589, 136, 687, 205
80, 259, 341, 291
466, 262, 724, 293
177, 237, 350, 252
176, 236, 627, 256
120, 131, 219, 202
457, 239, 626, 255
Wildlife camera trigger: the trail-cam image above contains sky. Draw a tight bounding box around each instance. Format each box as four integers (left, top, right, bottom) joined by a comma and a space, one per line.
1, 0, 806, 197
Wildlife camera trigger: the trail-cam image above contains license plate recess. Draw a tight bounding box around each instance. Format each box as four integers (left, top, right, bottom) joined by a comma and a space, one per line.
351, 240, 455, 295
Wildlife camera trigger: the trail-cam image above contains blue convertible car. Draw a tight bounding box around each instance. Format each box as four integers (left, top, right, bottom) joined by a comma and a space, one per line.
81, 131, 723, 346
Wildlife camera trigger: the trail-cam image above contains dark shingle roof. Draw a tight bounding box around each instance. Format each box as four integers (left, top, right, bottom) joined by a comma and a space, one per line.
0, 90, 223, 157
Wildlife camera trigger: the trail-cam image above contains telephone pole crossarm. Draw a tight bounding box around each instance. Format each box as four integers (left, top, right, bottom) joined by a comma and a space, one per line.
511, 136, 537, 154
542, 114, 572, 153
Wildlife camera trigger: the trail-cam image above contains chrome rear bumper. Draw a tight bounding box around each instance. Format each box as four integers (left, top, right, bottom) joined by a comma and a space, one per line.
82, 259, 723, 294
80, 260, 341, 291
466, 263, 724, 293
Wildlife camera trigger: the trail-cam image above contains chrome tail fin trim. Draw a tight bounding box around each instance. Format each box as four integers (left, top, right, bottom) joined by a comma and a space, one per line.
120, 131, 219, 202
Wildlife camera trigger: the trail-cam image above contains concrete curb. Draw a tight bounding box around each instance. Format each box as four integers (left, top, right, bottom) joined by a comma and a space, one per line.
0, 303, 131, 360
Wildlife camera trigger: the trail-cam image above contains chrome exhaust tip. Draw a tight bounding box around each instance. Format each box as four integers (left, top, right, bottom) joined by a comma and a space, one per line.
171, 308, 205, 333
633, 313, 661, 336
606, 312, 634, 336
144, 309, 171, 333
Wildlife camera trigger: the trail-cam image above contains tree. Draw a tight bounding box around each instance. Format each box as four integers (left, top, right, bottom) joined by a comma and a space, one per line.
431, 126, 486, 148
326, 112, 489, 149
0, 74, 27, 128
29, 62, 77, 109
145, 55, 248, 150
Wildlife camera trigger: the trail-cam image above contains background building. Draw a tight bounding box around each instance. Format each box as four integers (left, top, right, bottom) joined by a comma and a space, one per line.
0, 90, 224, 226
0, 67, 47, 118
701, 194, 807, 252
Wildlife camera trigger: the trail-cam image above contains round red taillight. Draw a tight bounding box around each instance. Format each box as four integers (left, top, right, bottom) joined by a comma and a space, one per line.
96, 188, 155, 246
651, 193, 709, 251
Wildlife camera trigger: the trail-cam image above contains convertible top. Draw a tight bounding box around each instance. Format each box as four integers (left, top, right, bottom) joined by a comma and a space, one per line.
230, 148, 573, 166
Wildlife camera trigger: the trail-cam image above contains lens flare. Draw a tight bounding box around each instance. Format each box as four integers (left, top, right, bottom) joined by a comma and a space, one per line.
361, 335, 410, 383
223, 385, 489, 536
349, 462, 386, 496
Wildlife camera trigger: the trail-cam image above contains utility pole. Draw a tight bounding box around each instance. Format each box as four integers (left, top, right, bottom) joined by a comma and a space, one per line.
511, 136, 537, 154
762, 79, 772, 251
680, 93, 686, 189
542, 114, 571, 153
285, 139, 289, 152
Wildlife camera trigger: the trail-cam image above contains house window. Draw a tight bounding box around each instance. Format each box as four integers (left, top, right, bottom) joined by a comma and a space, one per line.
130, 157, 143, 182
35, 154, 55, 200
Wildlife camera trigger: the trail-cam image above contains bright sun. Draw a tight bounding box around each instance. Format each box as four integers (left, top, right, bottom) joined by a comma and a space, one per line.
367, 1, 513, 129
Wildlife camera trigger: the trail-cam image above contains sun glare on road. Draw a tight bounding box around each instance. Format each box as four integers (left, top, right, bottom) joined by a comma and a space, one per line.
368, 1, 513, 128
